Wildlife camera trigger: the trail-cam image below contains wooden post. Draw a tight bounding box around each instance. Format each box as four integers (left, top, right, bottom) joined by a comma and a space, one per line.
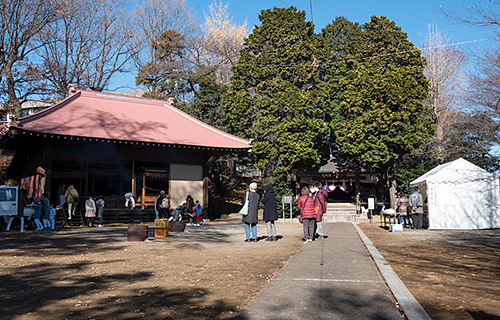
131, 161, 135, 196
142, 172, 146, 209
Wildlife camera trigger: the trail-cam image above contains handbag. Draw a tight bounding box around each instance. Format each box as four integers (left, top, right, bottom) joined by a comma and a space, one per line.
70, 190, 78, 202
239, 192, 249, 216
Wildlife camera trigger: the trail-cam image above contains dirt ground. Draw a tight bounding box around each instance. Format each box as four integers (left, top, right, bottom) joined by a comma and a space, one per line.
358, 220, 500, 320
1, 216, 499, 320
0, 216, 304, 320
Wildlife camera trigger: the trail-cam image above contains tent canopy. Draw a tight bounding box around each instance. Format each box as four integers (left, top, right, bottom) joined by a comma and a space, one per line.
410, 158, 495, 187
409, 158, 500, 230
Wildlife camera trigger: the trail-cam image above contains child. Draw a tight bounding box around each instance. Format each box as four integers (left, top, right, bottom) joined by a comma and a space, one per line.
190, 204, 197, 225
95, 196, 105, 227
41, 193, 50, 229
194, 200, 203, 225
85, 195, 97, 227
49, 205, 56, 230
32, 199, 44, 231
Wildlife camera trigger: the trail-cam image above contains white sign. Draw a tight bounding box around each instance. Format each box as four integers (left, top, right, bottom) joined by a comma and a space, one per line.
368, 198, 375, 210
282, 196, 293, 204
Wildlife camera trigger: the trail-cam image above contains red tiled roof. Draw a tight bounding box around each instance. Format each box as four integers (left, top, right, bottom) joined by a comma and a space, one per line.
14, 90, 251, 150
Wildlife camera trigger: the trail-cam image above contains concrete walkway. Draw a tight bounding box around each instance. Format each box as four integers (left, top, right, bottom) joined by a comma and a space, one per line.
236, 223, 408, 320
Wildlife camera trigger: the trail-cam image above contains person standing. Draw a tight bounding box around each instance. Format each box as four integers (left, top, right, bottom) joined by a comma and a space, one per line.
156, 190, 169, 219
154, 194, 160, 219
41, 193, 50, 229
65, 185, 79, 220
242, 183, 260, 242
186, 195, 195, 224
95, 196, 105, 227
397, 192, 411, 228
297, 186, 316, 243
85, 195, 97, 227
261, 184, 278, 241
314, 182, 328, 240
5, 189, 27, 232
409, 186, 424, 229
49, 205, 56, 230
194, 200, 203, 225
57, 184, 66, 208
32, 199, 44, 231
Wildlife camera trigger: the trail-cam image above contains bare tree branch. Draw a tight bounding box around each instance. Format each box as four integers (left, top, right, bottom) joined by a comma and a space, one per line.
0, 0, 62, 116
421, 23, 468, 163
37, 0, 137, 98
201, 1, 248, 85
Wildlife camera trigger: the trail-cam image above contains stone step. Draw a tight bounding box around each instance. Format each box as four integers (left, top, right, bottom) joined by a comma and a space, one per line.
326, 211, 357, 216
322, 202, 368, 223
323, 213, 357, 223
327, 203, 356, 207
326, 205, 357, 214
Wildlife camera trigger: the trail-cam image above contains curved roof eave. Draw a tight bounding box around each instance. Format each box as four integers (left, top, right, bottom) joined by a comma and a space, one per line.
13, 90, 252, 150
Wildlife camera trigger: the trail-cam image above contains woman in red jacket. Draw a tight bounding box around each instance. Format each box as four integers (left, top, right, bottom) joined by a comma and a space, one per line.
297, 186, 316, 243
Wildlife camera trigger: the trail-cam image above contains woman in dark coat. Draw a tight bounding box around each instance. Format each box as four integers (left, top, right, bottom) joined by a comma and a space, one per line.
242, 182, 260, 242
262, 184, 278, 241
186, 195, 195, 223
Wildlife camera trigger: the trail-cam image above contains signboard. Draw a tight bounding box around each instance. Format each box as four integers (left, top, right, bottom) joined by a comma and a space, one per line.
368, 198, 375, 210
282, 196, 293, 204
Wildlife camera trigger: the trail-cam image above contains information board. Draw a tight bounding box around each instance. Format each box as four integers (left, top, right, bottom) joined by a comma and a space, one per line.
282, 196, 293, 204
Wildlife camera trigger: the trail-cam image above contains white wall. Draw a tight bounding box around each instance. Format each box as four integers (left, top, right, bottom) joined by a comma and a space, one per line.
169, 164, 204, 209
427, 179, 500, 229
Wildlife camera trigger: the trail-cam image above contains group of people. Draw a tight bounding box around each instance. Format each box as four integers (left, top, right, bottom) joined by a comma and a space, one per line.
82, 195, 105, 228
395, 186, 425, 229
297, 183, 328, 243
241, 182, 328, 243
3, 189, 56, 232
59, 184, 105, 227
241, 183, 279, 242
153, 191, 204, 225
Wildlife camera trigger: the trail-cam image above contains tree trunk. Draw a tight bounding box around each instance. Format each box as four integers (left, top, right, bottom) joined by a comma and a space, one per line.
5, 68, 22, 118
386, 162, 398, 209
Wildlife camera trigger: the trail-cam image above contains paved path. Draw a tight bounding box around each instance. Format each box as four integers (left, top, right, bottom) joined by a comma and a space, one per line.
235, 223, 404, 320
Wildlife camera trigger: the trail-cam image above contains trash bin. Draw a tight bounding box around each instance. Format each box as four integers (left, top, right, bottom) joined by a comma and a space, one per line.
127, 224, 148, 241
170, 220, 185, 232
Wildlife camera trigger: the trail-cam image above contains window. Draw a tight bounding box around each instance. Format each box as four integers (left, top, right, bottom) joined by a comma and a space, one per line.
0, 188, 17, 202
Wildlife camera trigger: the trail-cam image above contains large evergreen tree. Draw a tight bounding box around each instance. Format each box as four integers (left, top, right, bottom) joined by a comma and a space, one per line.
324, 16, 434, 204
223, 6, 328, 178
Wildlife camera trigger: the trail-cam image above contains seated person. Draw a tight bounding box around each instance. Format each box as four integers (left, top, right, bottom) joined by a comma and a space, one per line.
170, 203, 193, 222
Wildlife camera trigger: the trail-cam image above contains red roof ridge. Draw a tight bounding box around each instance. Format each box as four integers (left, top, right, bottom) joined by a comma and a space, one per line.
18, 91, 82, 124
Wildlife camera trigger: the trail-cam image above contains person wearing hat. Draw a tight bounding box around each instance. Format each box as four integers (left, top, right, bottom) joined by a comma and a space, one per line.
261, 184, 278, 241
155, 190, 170, 219
242, 182, 260, 242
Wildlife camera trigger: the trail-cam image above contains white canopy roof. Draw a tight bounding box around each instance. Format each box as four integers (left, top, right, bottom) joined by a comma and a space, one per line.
410, 158, 496, 187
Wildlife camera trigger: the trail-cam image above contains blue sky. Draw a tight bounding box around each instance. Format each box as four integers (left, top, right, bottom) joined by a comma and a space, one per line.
116, 0, 498, 90
186, 0, 496, 46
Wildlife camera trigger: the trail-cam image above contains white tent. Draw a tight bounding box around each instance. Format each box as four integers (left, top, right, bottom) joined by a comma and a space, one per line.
410, 158, 500, 230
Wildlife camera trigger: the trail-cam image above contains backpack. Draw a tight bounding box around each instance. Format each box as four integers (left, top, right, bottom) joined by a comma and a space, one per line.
160, 197, 170, 209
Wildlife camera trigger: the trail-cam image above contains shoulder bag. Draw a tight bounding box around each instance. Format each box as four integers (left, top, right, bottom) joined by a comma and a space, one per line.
299, 195, 309, 223
239, 192, 249, 216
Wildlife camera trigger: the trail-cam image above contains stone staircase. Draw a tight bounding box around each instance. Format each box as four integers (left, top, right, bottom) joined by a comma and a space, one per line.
323, 202, 362, 223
